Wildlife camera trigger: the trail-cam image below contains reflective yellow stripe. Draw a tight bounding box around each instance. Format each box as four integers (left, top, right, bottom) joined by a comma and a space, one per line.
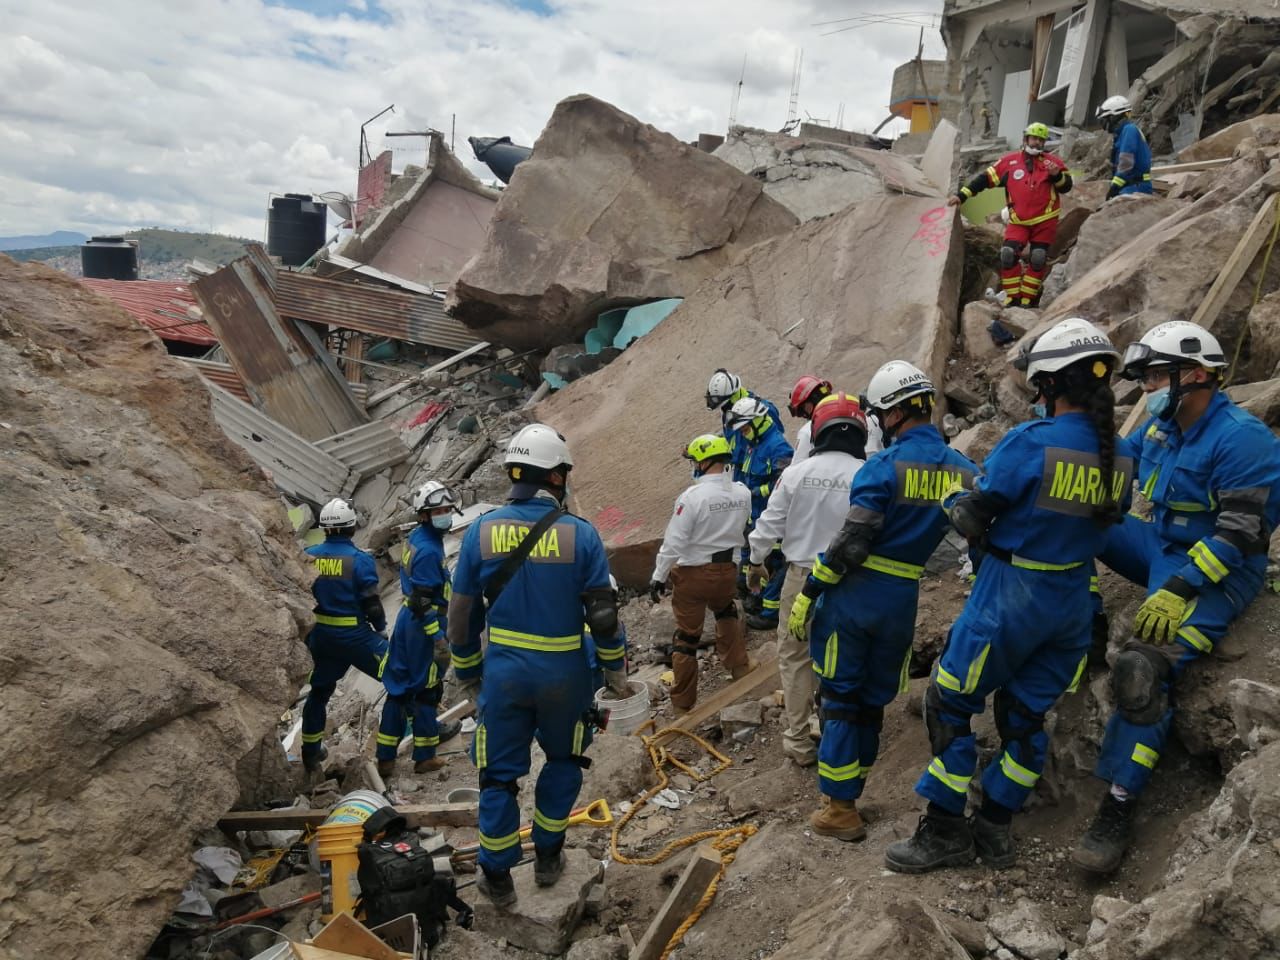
1178, 623, 1213, 653
1090, 576, 1099, 594
1111, 175, 1126, 187
376, 732, 399, 746
1132, 743, 1159, 769
315, 613, 358, 627
999, 752, 1040, 788
862, 554, 924, 580
428, 662, 438, 687
761, 599, 780, 610
1066, 654, 1088, 694
960, 186, 974, 198
1142, 173, 1152, 181
985, 166, 998, 186
1189, 542, 1229, 583
1008, 207, 1061, 226
301, 731, 325, 744
898, 645, 912, 696
1141, 470, 1158, 500
935, 666, 962, 693
423, 620, 441, 635
452, 650, 483, 668
1167, 501, 1209, 512
760, 483, 770, 497
475, 723, 487, 769
595, 645, 625, 661
963, 644, 990, 694
1010, 555, 1083, 572
818, 630, 838, 679
812, 560, 841, 585
927, 757, 970, 793
489, 627, 582, 652
533, 809, 570, 832
479, 830, 521, 852
818, 760, 863, 781
414, 735, 439, 747
376, 650, 388, 680
572, 720, 585, 756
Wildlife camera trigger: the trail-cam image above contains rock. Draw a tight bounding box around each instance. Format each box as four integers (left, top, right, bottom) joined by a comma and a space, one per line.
1091, 894, 1134, 925
1180, 114, 1280, 162
582, 883, 606, 919
714, 126, 941, 222
1053, 196, 1184, 291
1230, 378, 1280, 426
962, 301, 1003, 359
998, 308, 1036, 338
450, 95, 797, 350
468, 849, 603, 955
539, 194, 964, 586
433, 926, 531, 960
565, 935, 627, 960
720, 701, 764, 738
986, 899, 1064, 960
1230, 679, 1280, 750
951, 421, 1006, 465
772, 895, 972, 960
994, 374, 1033, 425
725, 762, 808, 817
0, 260, 312, 960
1247, 291, 1280, 382
940, 913, 991, 958
579, 730, 659, 804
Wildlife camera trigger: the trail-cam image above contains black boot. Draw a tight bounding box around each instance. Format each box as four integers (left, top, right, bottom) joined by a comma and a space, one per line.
884, 810, 975, 874
534, 844, 566, 887
971, 813, 1016, 868
477, 867, 517, 907
437, 718, 463, 743
302, 744, 328, 773
745, 613, 777, 631
1072, 794, 1135, 875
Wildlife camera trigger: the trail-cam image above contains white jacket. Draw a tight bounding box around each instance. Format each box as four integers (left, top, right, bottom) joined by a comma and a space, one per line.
747, 450, 863, 567
652, 472, 752, 583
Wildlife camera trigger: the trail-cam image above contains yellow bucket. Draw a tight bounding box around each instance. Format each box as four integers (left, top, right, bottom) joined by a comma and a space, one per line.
316, 821, 365, 921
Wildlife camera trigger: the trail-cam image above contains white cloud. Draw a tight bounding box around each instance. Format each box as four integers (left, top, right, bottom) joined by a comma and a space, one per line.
0, 0, 945, 239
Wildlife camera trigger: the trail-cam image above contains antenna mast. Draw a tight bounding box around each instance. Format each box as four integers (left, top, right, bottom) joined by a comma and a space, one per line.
785, 48, 803, 132
729, 55, 746, 129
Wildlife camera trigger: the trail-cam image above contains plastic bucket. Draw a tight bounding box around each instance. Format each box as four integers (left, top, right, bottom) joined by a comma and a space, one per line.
323, 788, 389, 826
446, 787, 480, 804
316, 821, 365, 921
595, 680, 651, 736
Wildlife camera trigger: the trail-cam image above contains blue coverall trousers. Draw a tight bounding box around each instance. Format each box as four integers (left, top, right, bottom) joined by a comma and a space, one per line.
302, 625, 388, 763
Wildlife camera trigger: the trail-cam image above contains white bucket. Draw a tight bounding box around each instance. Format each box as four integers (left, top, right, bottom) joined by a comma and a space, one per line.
595, 680, 651, 736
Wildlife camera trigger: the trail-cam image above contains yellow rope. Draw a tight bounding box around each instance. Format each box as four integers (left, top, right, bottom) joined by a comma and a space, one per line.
610, 719, 758, 960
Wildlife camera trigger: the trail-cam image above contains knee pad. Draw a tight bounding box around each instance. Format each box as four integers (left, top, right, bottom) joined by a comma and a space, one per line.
858, 703, 885, 732
479, 775, 520, 795
673, 629, 702, 657
1112, 645, 1171, 726
993, 688, 1045, 750
1028, 245, 1048, 271
713, 601, 739, 621
999, 244, 1019, 269
414, 686, 441, 707
924, 683, 971, 757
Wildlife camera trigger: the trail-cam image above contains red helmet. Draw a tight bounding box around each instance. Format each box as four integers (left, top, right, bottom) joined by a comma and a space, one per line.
811, 392, 867, 444
788, 375, 833, 418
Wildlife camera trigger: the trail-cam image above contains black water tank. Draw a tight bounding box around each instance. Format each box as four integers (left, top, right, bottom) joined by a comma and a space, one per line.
267, 193, 328, 267
469, 136, 532, 184
81, 236, 139, 280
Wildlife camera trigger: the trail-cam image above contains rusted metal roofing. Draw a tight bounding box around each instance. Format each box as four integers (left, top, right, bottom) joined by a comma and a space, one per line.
315, 421, 411, 480
79, 278, 217, 346
274, 270, 481, 351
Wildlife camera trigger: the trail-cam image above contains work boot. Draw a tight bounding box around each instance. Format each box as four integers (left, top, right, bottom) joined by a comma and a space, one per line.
414, 757, 446, 775
534, 845, 566, 887
809, 798, 866, 841
745, 613, 776, 631
971, 813, 1016, 869
477, 867, 516, 907
730, 659, 758, 681
783, 746, 817, 767
376, 758, 396, 780
302, 745, 328, 773
884, 811, 975, 874
1072, 794, 1136, 875
437, 718, 463, 743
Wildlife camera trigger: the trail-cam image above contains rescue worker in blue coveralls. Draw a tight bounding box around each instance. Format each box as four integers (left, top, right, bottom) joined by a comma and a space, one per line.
886, 319, 1133, 874
1096, 95, 1153, 199
728, 395, 794, 630
705, 369, 783, 611
1072, 320, 1280, 874
375, 480, 464, 781
446, 424, 628, 908
301, 498, 389, 773
788, 361, 977, 841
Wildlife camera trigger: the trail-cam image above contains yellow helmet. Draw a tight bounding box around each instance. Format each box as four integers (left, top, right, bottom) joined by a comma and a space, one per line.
1024, 122, 1050, 141
684, 434, 732, 463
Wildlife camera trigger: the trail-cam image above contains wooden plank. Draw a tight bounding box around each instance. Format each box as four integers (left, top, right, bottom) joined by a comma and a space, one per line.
619, 924, 636, 954
629, 847, 722, 960
311, 912, 403, 960
218, 801, 477, 832
366, 341, 491, 406
650, 656, 779, 747
1149, 158, 1232, 176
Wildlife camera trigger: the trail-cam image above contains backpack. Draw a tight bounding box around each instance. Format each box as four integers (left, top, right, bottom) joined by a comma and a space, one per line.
356, 808, 473, 950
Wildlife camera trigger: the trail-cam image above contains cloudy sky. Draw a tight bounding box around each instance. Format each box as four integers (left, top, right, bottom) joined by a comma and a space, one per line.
0, 0, 945, 240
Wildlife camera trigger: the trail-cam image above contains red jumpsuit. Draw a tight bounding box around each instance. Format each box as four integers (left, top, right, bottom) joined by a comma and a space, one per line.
959, 150, 1072, 307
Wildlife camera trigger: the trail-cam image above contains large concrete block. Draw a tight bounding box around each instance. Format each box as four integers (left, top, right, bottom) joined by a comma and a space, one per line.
469, 849, 604, 954
537, 194, 964, 586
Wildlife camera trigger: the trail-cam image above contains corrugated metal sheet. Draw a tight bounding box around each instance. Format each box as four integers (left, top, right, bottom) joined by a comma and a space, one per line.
194, 256, 368, 441
205, 381, 354, 504
320, 254, 436, 296
186, 357, 369, 406
274, 271, 480, 351
79, 278, 217, 346
315, 421, 411, 479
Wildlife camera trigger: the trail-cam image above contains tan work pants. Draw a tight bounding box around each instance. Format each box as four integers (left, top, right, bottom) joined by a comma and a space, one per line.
776, 563, 817, 759
669, 562, 748, 710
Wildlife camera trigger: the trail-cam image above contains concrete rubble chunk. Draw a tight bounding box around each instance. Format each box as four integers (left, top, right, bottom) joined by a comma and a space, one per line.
986, 899, 1065, 960
719, 700, 764, 738
539, 194, 963, 586
1180, 115, 1280, 163
564, 935, 627, 960
1245, 291, 1280, 381
578, 730, 659, 802
961, 301, 1003, 359
951, 421, 1005, 466
772, 894, 972, 959
468, 849, 604, 954
449, 95, 797, 350
0, 259, 312, 959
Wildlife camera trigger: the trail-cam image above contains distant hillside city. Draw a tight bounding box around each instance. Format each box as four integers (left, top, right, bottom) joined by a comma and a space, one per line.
1, 228, 254, 280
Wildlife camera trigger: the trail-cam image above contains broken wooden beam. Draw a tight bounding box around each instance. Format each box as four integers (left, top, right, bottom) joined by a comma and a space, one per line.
217, 801, 477, 832
650, 656, 779, 747
1149, 158, 1232, 176
629, 846, 722, 960
366, 341, 491, 407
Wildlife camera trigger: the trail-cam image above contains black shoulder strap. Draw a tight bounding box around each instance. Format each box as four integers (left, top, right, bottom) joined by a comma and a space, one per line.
483, 508, 565, 607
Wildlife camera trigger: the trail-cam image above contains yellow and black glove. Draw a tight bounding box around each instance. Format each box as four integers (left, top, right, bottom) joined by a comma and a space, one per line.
1134, 577, 1196, 644
787, 592, 814, 642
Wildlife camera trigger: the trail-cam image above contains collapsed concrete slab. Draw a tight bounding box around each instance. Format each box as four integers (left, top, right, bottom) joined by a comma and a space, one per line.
449, 95, 797, 351
1178, 114, 1280, 163
713, 126, 941, 222
537, 195, 963, 586
0, 258, 312, 959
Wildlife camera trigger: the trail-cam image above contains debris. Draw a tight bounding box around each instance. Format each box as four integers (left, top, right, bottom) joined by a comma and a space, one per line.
217, 802, 477, 832
719, 701, 764, 739
310, 912, 403, 960
629, 847, 722, 960
468, 849, 604, 955
651, 657, 780, 746
649, 789, 681, 811
193, 846, 244, 885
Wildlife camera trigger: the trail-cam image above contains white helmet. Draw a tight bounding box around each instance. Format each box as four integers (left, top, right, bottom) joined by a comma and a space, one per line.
726, 396, 769, 433
1121, 320, 1227, 380
319, 497, 357, 530
706, 368, 742, 410
865, 361, 934, 411
1015, 318, 1118, 381
504, 423, 573, 470
1096, 95, 1132, 120
413, 479, 461, 513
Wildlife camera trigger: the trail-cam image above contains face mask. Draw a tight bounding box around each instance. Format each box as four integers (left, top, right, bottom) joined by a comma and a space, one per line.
1031, 402, 1048, 419
1146, 386, 1173, 419
1024, 145, 1043, 156
431, 514, 453, 531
